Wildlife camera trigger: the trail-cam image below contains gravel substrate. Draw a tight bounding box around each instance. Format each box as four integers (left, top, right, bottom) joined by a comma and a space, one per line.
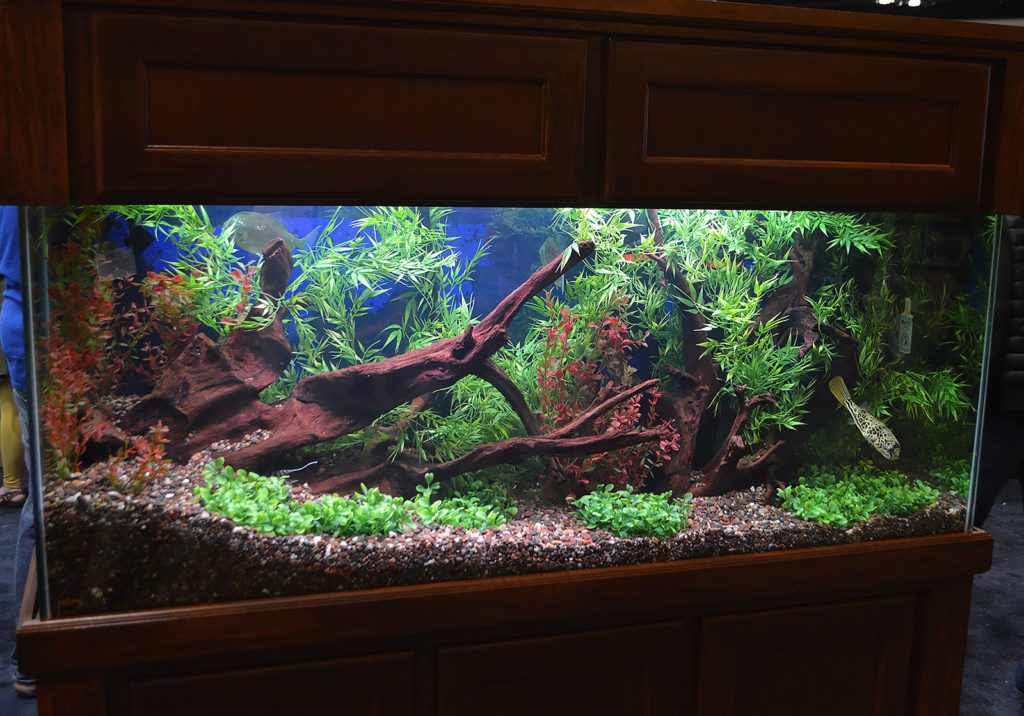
43, 446, 968, 617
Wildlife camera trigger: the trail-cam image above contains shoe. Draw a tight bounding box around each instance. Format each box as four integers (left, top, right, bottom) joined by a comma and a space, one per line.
1016, 655, 1024, 694
12, 673, 35, 698
0, 486, 26, 508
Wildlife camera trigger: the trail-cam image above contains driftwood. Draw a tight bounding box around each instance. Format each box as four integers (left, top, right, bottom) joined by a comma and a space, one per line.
123, 237, 667, 496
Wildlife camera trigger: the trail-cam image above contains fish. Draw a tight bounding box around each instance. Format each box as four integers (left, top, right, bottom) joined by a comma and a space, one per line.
272, 461, 319, 477
538, 235, 571, 292
220, 211, 316, 256
828, 376, 900, 461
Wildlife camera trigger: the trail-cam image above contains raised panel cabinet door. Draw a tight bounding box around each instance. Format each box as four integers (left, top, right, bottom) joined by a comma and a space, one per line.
67, 11, 587, 203
696, 596, 915, 716
438, 622, 690, 716
605, 40, 991, 209
124, 651, 416, 716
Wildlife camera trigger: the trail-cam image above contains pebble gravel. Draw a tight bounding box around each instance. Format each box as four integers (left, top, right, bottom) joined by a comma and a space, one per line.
43, 444, 968, 617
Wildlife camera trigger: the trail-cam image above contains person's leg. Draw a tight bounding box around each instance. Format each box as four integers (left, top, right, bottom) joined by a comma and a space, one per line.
0, 377, 25, 495
9, 387, 35, 696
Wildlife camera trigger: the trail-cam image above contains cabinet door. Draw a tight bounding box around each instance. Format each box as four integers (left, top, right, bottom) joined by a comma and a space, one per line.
438, 622, 690, 716
605, 40, 991, 209
124, 651, 415, 716
67, 11, 587, 203
697, 597, 915, 716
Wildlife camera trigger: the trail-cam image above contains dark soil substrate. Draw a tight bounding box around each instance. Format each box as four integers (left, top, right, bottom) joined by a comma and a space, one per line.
44, 448, 967, 617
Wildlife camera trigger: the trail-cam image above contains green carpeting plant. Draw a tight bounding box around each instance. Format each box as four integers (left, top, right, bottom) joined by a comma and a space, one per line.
409, 474, 517, 529
195, 459, 410, 536
571, 484, 693, 539
195, 459, 517, 537
780, 462, 938, 528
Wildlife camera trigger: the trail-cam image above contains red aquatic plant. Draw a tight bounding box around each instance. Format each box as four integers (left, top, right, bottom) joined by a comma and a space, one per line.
536, 294, 678, 497
103, 421, 171, 492
40, 333, 112, 477
140, 271, 202, 368
42, 228, 123, 476
40, 214, 200, 476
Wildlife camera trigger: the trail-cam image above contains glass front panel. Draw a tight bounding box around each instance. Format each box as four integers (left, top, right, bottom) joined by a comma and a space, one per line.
21, 206, 996, 616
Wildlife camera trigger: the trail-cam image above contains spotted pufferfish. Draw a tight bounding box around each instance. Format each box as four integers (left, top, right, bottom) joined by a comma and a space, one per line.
828, 376, 900, 461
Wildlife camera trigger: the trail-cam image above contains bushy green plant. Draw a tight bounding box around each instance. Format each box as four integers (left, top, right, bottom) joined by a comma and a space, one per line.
812, 215, 988, 428
77, 206, 525, 476
647, 210, 889, 443
409, 474, 517, 529
780, 462, 938, 528
571, 484, 693, 539
929, 458, 971, 497
195, 460, 518, 537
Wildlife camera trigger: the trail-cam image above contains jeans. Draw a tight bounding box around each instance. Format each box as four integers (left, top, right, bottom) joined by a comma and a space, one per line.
9, 387, 34, 677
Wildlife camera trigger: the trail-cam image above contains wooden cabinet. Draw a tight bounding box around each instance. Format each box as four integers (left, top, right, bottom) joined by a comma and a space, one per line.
64, 10, 588, 202
604, 40, 992, 209
18, 531, 992, 716
5, 0, 1024, 208
437, 623, 688, 715
697, 598, 915, 716
123, 652, 416, 716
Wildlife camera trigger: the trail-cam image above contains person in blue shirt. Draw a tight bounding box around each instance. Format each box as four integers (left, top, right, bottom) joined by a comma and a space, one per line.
0, 205, 36, 698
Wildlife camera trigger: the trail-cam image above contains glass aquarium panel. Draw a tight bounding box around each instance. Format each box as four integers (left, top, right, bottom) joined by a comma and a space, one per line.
23, 206, 996, 616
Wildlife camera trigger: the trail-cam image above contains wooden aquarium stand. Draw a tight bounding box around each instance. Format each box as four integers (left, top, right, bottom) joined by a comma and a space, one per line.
3, 0, 1016, 712
17, 530, 992, 715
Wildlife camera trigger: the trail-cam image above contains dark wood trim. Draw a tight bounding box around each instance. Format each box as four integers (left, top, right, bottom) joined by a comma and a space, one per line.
50, 0, 1024, 50
0, 0, 11, 202
908, 579, 976, 715
992, 54, 1024, 214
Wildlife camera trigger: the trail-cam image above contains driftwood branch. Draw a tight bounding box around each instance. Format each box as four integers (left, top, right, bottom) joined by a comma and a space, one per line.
549, 379, 660, 438
122, 239, 295, 437
691, 387, 776, 497
308, 428, 666, 497
474, 359, 541, 436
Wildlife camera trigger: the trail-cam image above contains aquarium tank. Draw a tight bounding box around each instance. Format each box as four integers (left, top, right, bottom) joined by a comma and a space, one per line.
17, 205, 997, 617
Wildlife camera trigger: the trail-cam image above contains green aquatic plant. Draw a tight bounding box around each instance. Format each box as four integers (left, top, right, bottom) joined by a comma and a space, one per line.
195, 460, 518, 537
532, 208, 910, 497
928, 458, 971, 497
261, 206, 489, 401
195, 459, 412, 536
409, 474, 517, 529
74, 205, 489, 398
791, 417, 864, 468
655, 210, 890, 443
571, 484, 693, 539
806, 214, 991, 476
779, 462, 939, 528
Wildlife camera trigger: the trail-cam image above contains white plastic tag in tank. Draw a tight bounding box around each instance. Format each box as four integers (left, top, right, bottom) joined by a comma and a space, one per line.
898, 298, 913, 355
